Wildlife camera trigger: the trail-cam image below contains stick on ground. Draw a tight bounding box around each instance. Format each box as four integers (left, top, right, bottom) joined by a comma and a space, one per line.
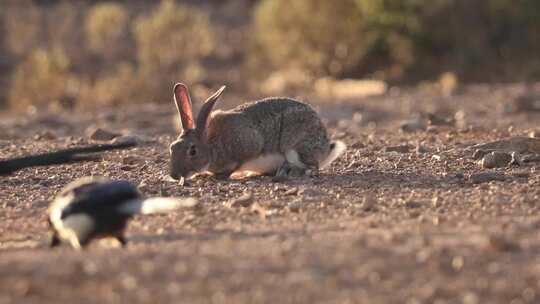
0, 142, 137, 175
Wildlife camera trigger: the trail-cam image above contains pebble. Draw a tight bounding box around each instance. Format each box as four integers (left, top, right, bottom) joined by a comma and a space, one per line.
427, 113, 454, 126
287, 201, 302, 213
284, 187, 299, 196
400, 119, 426, 133
34, 130, 57, 140
360, 197, 377, 211
298, 187, 324, 197
529, 130, 540, 138
488, 235, 520, 252
228, 192, 254, 208
88, 127, 120, 141
383, 145, 411, 153
122, 156, 140, 165
404, 200, 422, 209
512, 94, 540, 113
415, 145, 428, 154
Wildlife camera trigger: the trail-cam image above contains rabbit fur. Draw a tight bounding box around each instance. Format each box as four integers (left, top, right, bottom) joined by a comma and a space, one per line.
169, 83, 346, 179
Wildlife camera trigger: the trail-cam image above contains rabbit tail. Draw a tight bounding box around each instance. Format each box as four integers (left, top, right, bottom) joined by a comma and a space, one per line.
320, 141, 346, 169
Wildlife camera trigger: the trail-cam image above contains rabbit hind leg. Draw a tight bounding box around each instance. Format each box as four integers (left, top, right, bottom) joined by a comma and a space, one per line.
291, 140, 328, 176
275, 150, 316, 178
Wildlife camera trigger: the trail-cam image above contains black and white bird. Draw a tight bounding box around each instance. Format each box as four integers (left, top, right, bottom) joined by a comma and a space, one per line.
48, 177, 196, 249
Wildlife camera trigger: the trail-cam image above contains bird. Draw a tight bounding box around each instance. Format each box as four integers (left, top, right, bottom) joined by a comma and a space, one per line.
48, 177, 196, 249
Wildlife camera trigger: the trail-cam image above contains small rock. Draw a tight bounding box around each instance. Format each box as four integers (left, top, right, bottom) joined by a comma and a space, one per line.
250, 203, 268, 219
34, 131, 57, 140
469, 172, 506, 184
427, 113, 454, 126
480, 151, 512, 169
426, 125, 440, 133
298, 187, 324, 197
287, 201, 302, 213
488, 235, 520, 252
351, 142, 365, 149
138, 180, 149, 191
88, 127, 120, 141
511, 95, 540, 113
284, 187, 299, 196
404, 200, 422, 209
360, 197, 377, 211
454, 172, 465, 179
383, 144, 411, 153
431, 155, 442, 161
122, 156, 140, 165
400, 119, 426, 133
415, 145, 428, 154
228, 192, 254, 208
511, 169, 530, 179
529, 130, 540, 138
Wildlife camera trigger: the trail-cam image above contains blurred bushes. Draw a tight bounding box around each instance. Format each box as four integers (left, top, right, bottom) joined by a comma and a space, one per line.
9, 48, 74, 110
2, 0, 540, 110
87, 63, 142, 106
253, 0, 540, 80
85, 2, 130, 61
4, 1, 42, 57
2, 0, 215, 109
253, 0, 375, 77
134, 0, 214, 73
133, 0, 214, 102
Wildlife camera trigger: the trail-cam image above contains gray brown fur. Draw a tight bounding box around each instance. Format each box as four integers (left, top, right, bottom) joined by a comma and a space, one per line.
170, 83, 343, 179
207, 98, 330, 174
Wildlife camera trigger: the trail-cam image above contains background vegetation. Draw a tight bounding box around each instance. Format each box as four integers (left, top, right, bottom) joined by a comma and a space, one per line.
1, 0, 540, 110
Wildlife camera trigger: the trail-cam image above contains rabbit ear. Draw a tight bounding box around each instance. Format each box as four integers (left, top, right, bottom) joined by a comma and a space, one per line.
173, 83, 195, 130
196, 85, 226, 136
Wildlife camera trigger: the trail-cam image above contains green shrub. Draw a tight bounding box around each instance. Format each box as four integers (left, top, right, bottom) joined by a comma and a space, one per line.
253, 0, 376, 77
85, 2, 130, 60
8, 48, 73, 110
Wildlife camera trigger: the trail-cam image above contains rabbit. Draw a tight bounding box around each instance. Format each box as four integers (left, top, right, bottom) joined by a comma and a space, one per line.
169, 83, 346, 180
48, 177, 196, 249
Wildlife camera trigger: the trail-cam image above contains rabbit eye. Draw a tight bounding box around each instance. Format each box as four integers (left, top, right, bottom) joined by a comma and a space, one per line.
188, 146, 197, 157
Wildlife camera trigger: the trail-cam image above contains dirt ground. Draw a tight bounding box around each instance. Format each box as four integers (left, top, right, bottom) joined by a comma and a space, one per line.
1, 83, 540, 304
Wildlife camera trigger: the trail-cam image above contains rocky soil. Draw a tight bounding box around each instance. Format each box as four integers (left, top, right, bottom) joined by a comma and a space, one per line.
1, 83, 540, 304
